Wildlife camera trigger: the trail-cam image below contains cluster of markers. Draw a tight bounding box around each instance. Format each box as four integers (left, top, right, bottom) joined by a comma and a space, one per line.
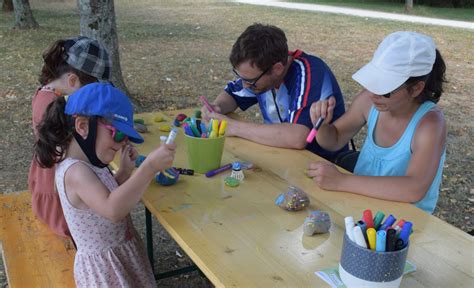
181, 117, 227, 138
345, 210, 413, 252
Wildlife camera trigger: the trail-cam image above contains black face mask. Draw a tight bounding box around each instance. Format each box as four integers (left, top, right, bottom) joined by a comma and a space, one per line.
72, 116, 107, 168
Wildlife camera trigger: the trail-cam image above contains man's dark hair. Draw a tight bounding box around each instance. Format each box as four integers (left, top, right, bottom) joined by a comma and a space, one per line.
229, 23, 288, 71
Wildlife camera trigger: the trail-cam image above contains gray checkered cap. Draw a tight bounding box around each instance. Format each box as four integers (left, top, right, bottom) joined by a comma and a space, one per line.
63, 36, 112, 81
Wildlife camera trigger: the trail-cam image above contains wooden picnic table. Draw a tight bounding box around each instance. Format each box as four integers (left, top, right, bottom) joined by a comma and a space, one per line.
131, 109, 473, 287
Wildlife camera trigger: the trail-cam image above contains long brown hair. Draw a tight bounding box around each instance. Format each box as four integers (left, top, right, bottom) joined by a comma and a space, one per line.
34, 97, 73, 168
38, 39, 98, 86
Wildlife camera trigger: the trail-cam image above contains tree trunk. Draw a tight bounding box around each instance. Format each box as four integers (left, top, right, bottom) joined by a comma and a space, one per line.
77, 0, 130, 99
405, 0, 413, 12
2, 0, 14, 12
12, 0, 39, 29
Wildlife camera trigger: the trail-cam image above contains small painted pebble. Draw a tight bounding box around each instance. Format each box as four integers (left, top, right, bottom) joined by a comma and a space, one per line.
134, 118, 145, 125
134, 123, 148, 133
275, 186, 310, 211
173, 119, 181, 127
194, 110, 202, 119
224, 176, 240, 187
155, 167, 180, 186
135, 155, 146, 168
176, 114, 187, 121
158, 125, 171, 132
154, 114, 165, 122
303, 210, 331, 235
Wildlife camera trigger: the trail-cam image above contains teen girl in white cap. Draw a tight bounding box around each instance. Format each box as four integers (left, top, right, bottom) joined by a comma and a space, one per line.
307, 31, 446, 213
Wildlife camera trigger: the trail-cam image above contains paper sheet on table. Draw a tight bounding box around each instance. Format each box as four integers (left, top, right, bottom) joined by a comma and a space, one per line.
315, 260, 417, 288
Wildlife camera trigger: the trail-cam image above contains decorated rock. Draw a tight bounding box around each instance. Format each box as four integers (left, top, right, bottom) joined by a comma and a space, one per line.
158, 125, 171, 132
155, 167, 180, 186
134, 123, 148, 133
176, 114, 187, 122
303, 210, 331, 235
135, 155, 147, 168
275, 186, 310, 211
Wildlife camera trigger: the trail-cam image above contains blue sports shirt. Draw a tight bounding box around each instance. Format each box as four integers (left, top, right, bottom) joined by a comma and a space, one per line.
224, 50, 347, 160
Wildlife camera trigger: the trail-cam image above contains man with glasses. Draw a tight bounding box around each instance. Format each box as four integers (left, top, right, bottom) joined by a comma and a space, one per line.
201, 23, 347, 161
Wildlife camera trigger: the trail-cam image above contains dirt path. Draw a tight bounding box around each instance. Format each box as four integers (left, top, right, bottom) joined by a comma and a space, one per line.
234, 0, 474, 29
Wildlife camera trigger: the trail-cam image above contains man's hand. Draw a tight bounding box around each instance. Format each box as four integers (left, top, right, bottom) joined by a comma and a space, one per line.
204, 112, 237, 136
201, 103, 222, 122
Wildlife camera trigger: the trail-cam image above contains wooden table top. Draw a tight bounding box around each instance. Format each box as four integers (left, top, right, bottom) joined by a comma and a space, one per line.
130, 109, 473, 288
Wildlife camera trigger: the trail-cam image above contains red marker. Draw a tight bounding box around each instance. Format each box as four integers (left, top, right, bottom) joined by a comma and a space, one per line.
362, 209, 374, 229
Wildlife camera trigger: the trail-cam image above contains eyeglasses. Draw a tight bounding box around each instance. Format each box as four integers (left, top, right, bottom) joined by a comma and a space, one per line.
233, 66, 271, 87
97, 120, 128, 143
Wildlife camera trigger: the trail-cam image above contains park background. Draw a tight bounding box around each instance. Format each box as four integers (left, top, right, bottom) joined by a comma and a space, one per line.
1, 0, 472, 286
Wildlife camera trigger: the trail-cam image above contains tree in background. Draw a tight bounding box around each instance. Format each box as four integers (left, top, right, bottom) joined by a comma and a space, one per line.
12, 0, 38, 29
2, 0, 14, 12
77, 0, 129, 97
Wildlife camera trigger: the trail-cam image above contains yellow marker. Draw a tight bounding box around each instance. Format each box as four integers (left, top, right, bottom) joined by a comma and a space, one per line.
209, 131, 217, 138
212, 119, 219, 134
218, 120, 227, 136
367, 228, 376, 250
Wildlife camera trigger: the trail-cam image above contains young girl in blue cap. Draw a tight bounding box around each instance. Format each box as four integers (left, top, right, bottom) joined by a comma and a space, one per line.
307, 31, 447, 213
29, 36, 112, 238
35, 83, 176, 287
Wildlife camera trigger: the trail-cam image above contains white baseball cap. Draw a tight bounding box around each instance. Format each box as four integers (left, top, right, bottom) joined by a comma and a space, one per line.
352, 31, 436, 95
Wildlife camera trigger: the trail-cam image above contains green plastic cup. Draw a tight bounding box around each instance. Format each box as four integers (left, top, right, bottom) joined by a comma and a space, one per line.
184, 135, 225, 174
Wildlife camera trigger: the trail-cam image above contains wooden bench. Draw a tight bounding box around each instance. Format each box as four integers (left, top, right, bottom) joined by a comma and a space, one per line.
0, 191, 76, 287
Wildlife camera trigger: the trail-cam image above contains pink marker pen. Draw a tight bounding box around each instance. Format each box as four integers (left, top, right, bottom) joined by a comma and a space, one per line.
306, 117, 324, 143
199, 95, 215, 113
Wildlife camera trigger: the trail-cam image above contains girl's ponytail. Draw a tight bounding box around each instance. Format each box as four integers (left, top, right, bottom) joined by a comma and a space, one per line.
34, 97, 73, 168
39, 40, 68, 86
423, 49, 447, 104
410, 49, 447, 104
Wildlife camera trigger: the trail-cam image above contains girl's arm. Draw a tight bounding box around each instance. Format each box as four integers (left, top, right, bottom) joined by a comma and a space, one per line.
313, 90, 372, 151
308, 109, 446, 202
65, 144, 176, 222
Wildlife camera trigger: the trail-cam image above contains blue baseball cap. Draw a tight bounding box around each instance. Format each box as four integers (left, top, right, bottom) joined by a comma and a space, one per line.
65, 83, 144, 144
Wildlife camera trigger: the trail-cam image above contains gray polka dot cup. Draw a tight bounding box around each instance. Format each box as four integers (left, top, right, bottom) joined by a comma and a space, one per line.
339, 233, 409, 288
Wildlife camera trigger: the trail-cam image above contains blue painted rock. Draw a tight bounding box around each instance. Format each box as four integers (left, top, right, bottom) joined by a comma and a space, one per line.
155, 167, 180, 186
135, 155, 147, 168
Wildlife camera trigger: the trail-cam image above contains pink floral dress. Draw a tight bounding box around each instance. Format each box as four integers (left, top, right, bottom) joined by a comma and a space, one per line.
56, 158, 155, 287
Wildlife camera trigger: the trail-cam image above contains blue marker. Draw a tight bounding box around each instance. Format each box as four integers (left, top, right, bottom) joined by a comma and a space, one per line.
376, 230, 386, 252
183, 125, 194, 137
399, 221, 413, 247
379, 214, 396, 231
200, 122, 207, 137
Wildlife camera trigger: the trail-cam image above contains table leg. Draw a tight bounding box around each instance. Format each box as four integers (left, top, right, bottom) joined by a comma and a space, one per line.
145, 206, 154, 272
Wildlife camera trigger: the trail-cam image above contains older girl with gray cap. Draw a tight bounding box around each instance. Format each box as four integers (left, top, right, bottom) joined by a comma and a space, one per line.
28, 36, 112, 238
306, 31, 446, 213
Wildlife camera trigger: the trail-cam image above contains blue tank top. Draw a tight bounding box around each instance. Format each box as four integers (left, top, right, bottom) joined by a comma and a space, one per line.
354, 101, 445, 213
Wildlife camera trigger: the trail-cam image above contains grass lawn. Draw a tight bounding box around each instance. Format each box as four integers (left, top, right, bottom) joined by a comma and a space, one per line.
0, 0, 473, 286
286, 0, 474, 21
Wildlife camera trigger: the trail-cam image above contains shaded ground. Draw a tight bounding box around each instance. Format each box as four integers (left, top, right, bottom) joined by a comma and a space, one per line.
0, 0, 472, 287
